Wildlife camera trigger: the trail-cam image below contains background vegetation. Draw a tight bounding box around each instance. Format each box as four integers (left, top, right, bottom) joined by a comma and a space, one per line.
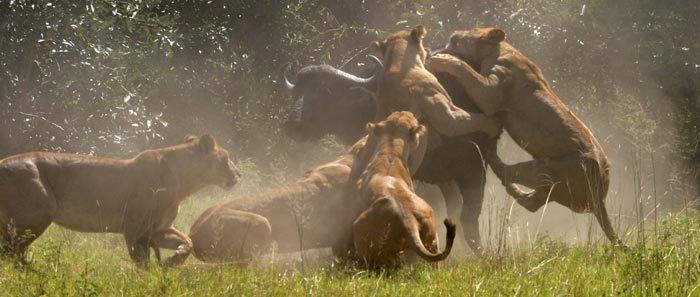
1, 0, 697, 194
0, 0, 699, 295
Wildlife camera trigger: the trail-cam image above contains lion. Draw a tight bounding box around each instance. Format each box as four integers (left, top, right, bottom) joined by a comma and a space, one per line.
366, 25, 503, 254
350, 111, 456, 269
189, 139, 367, 265
427, 27, 627, 249
280, 55, 496, 254
369, 25, 501, 138
0, 134, 241, 266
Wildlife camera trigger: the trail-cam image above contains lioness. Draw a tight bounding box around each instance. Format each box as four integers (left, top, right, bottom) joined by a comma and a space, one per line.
0, 134, 241, 266
351, 111, 455, 269
281, 55, 495, 254
369, 25, 500, 138
189, 139, 367, 264
428, 28, 626, 249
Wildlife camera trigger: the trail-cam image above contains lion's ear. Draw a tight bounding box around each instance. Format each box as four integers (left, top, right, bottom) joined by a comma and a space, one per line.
411, 25, 427, 42
370, 41, 385, 55
199, 134, 216, 152
482, 28, 505, 44
366, 123, 376, 134
184, 134, 198, 143
410, 124, 427, 141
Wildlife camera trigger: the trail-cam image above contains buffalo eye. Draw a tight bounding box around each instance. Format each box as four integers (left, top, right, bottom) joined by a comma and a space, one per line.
450, 35, 459, 46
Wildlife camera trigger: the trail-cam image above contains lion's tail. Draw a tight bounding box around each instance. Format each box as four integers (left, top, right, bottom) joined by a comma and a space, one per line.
593, 199, 629, 252
588, 157, 630, 252
401, 216, 456, 262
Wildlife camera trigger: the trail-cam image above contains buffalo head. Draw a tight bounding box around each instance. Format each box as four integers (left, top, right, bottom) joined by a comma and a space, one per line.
281, 56, 382, 145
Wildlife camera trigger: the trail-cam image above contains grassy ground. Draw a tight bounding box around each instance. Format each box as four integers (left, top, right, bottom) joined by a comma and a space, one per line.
0, 161, 697, 296
1, 205, 698, 296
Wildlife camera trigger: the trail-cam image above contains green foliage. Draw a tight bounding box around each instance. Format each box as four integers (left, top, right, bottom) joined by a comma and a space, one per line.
0, 0, 696, 179
1, 1, 697, 199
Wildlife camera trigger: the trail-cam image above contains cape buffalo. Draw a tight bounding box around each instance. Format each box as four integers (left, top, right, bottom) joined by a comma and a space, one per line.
281, 55, 493, 254
282, 57, 380, 144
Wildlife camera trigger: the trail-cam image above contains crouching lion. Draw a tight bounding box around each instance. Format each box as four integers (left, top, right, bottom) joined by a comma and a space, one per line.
189, 140, 367, 265
428, 27, 627, 249
0, 134, 241, 266
350, 111, 455, 269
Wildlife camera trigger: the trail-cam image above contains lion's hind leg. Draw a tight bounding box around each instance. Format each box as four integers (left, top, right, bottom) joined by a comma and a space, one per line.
487, 154, 565, 212
0, 175, 56, 262
484, 143, 542, 200
190, 208, 272, 265
0, 218, 52, 262
352, 198, 402, 269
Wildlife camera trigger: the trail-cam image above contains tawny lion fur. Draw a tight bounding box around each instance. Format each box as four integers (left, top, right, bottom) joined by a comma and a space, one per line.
189, 140, 367, 264
349, 111, 455, 269
428, 27, 626, 249
0, 134, 241, 266
370, 25, 500, 139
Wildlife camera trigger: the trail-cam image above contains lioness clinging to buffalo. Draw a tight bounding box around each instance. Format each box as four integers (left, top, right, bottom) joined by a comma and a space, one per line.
350, 111, 455, 269
370, 25, 501, 138
428, 27, 626, 249
280, 49, 494, 254
366, 25, 505, 253
0, 134, 241, 266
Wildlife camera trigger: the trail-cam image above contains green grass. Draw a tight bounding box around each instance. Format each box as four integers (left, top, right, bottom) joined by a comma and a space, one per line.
1, 207, 699, 296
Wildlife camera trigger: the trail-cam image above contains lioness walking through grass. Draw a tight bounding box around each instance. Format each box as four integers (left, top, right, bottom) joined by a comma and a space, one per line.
0, 134, 241, 266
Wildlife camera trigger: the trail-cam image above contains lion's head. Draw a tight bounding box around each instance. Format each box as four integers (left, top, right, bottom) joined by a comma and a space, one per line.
365, 111, 427, 174
437, 27, 506, 66
181, 134, 241, 190
370, 25, 429, 65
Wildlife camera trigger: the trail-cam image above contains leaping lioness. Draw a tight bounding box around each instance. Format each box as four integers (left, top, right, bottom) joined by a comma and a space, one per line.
428, 27, 626, 250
